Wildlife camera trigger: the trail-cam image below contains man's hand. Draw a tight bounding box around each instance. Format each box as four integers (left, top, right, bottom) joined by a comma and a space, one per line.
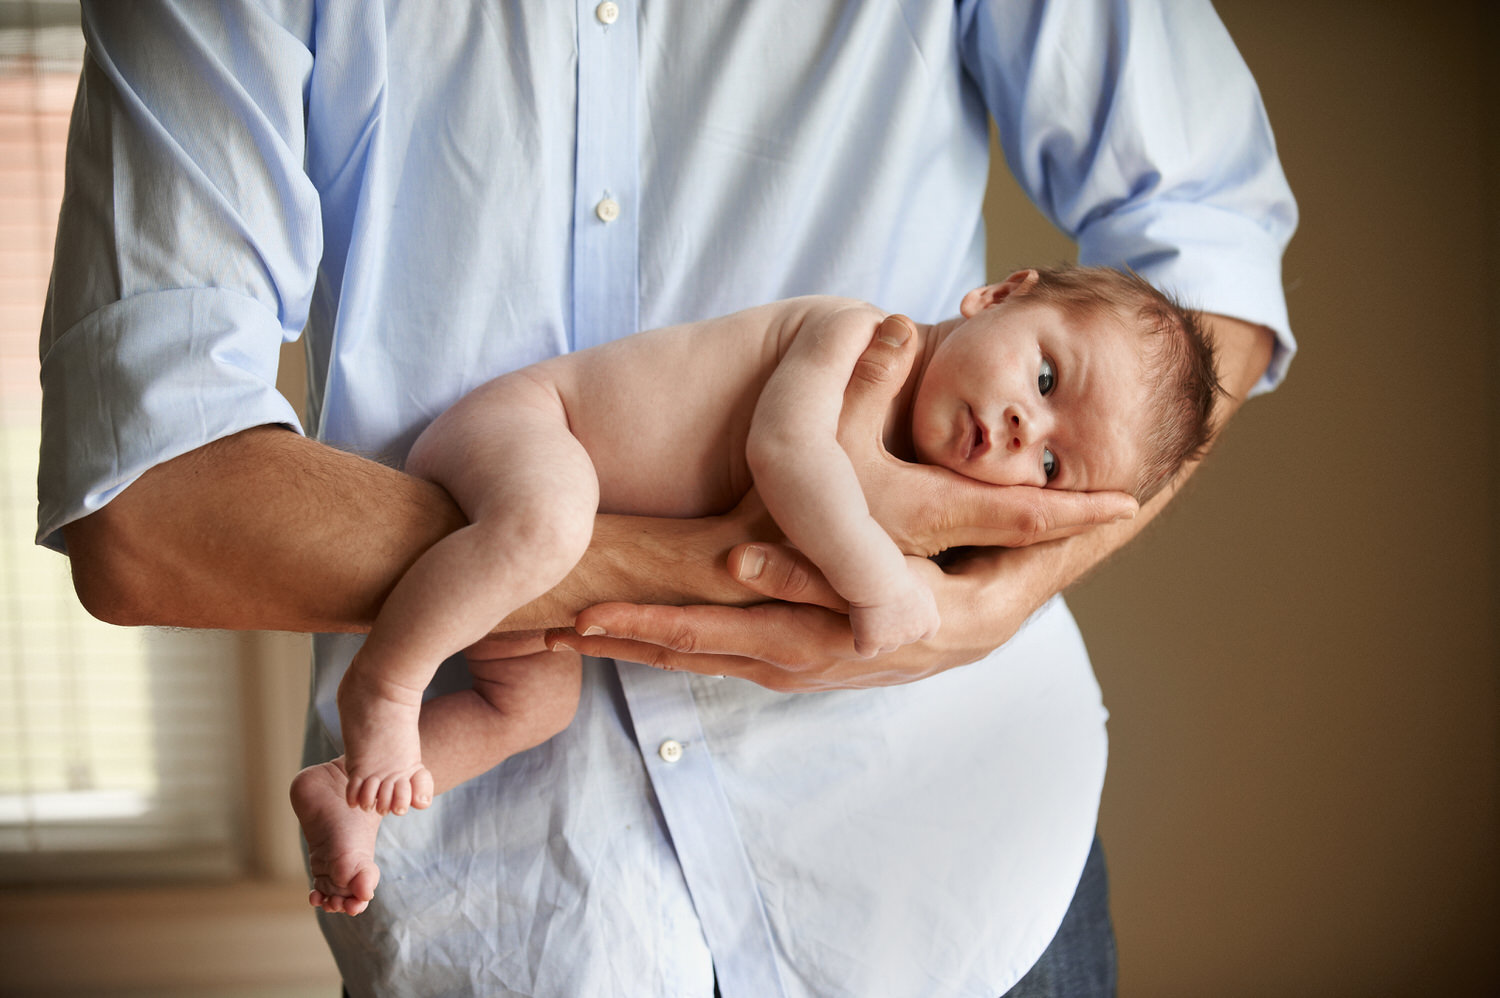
549, 543, 1048, 691
839, 314, 1135, 556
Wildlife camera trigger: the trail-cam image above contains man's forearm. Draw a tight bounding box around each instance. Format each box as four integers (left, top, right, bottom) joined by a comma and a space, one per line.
63, 425, 761, 635
64, 427, 468, 632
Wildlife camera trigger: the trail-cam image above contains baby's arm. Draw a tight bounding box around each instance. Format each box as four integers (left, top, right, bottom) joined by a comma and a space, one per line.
746, 303, 938, 657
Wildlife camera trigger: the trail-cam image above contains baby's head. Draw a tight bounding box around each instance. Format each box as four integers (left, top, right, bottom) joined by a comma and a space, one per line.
909, 264, 1221, 502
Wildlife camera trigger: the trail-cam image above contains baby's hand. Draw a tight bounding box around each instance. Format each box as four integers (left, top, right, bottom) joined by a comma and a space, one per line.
847, 569, 940, 658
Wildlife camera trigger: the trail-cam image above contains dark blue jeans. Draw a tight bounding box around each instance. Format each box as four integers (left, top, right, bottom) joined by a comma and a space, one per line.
1001, 834, 1118, 997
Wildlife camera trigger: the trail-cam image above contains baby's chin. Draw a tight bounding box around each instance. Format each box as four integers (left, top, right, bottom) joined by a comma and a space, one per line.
942, 461, 1032, 489
914, 443, 1009, 486
970, 471, 1034, 488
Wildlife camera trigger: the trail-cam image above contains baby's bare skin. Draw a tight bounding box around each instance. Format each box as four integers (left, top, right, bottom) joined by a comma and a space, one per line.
291, 758, 381, 915
336, 296, 936, 817
335, 297, 857, 818
301, 648, 581, 913
307, 273, 1155, 913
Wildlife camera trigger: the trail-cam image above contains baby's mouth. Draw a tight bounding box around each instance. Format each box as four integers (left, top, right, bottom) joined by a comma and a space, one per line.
962, 405, 986, 461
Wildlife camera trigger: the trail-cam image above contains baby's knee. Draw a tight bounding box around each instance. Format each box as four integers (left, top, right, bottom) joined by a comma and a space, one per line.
471, 650, 583, 746
404, 412, 456, 483
528, 500, 594, 564
480, 499, 594, 585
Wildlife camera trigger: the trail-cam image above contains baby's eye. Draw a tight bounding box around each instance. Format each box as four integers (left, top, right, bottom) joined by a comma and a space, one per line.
1042, 448, 1057, 482
1038, 357, 1056, 396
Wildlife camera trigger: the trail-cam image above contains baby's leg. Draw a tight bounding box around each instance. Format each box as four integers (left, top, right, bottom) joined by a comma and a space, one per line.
339, 372, 600, 814
419, 646, 583, 783
291, 648, 581, 916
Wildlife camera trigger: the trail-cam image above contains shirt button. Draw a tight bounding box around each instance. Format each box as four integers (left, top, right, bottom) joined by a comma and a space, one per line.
595, 1, 619, 25
595, 197, 621, 223
658, 739, 684, 763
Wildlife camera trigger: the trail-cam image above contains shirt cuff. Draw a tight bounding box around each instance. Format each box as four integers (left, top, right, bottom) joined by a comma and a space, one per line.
37, 287, 304, 552
1078, 201, 1298, 398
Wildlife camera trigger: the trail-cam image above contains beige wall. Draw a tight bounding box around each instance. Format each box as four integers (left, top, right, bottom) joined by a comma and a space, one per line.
984, 2, 1498, 994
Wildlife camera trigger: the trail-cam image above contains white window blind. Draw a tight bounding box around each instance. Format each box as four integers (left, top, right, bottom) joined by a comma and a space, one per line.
0, 0, 247, 883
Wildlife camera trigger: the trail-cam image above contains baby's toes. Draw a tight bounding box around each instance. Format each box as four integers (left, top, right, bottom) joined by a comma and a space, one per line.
374, 777, 401, 816
354, 775, 382, 812
388, 778, 413, 816
411, 768, 435, 810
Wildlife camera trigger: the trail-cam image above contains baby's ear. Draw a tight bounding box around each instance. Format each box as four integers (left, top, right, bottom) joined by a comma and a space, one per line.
959, 269, 1040, 317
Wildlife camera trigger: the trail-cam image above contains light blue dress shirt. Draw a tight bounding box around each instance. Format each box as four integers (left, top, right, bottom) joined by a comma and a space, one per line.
39, 2, 1296, 995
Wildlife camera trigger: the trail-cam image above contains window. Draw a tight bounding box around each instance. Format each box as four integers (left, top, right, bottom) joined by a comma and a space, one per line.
0, 0, 249, 884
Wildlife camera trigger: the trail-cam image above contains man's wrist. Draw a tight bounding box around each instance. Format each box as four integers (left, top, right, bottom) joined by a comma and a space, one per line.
499, 509, 770, 631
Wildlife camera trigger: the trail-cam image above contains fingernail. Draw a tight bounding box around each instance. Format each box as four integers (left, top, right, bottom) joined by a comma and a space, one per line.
877, 316, 911, 347
548, 637, 577, 653
581, 625, 606, 637
737, 545, 766, 581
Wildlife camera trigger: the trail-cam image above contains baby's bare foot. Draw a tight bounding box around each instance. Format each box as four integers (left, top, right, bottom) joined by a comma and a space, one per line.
338, 673, 434, 815
290, 759, 382, 916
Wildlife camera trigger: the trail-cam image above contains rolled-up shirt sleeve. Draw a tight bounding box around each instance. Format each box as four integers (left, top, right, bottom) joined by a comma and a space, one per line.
959, 0, 1299, 395
37, 2, 320, 551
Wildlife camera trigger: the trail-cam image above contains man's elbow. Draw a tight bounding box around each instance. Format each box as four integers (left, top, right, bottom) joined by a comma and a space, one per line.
62, 510, 157, 627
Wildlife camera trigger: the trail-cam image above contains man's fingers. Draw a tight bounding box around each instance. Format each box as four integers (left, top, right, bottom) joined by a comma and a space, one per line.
1064, 489, 1139, 530
546, 591, 973, 693
840, 314, 918, 439
552, 626, 763, 679
999, 488, 1137, 546
468, 629, 550, 660
552, 602, 857, 678
563, 602, 841, 661
933, 477, 1138, 549
728, 543, 847, 610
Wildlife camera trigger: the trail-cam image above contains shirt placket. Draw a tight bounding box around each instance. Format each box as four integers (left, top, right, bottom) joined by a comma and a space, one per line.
574, 4, 784, 992
571, 0, 639, 350
616, 664, 789, 998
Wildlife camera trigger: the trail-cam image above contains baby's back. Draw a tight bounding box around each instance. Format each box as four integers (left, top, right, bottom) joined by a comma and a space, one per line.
531, 299, 827, 517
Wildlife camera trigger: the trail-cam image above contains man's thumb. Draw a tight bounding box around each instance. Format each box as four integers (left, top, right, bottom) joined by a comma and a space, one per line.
729, 543, 846, 610
843, 314, 918, 423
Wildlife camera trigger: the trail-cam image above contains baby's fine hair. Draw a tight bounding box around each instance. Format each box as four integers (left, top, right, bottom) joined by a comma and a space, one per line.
1025, 264, 1222, 504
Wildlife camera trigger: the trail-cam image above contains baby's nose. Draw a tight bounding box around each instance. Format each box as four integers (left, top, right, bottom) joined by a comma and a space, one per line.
1005, 404, 1052, 449
1005, 407, 1031, 449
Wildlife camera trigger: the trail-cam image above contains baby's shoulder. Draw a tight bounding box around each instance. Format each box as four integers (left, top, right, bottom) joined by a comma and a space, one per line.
777, 294, 883, 317
773, 295, 886, 338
